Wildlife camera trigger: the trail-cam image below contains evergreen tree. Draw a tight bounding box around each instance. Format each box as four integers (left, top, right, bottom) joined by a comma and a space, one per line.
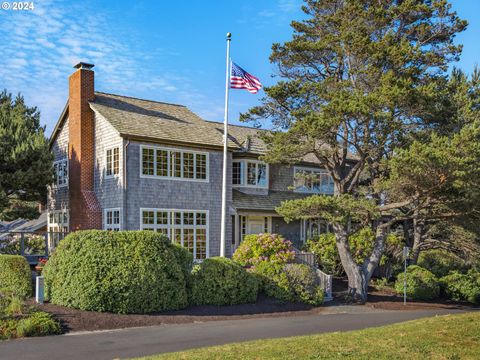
0, 90, 53, 220
242, 0, 467, 302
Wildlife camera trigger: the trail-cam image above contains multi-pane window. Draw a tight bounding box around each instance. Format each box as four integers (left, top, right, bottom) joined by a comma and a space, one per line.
53, 159, 68, 187
104, 208, 121, 231
141, 146, 208, 181
294, 167, 334, 194
140, 209, 208, 260
106, 147, 120, 177
47, 209, 69, 249
232, 160, 268, 188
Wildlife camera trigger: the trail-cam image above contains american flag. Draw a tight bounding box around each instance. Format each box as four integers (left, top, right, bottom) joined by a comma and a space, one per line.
230, 62, 262, 94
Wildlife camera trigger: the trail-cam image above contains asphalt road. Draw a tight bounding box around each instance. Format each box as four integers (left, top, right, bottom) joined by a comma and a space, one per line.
0, 308, 469, 360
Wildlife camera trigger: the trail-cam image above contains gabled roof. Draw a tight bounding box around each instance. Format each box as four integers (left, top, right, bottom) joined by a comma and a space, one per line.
49, 91, 356, 163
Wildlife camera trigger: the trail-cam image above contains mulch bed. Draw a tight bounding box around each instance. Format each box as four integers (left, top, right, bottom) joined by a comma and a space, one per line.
28, 279, 478, 334
28, 295, 324, 333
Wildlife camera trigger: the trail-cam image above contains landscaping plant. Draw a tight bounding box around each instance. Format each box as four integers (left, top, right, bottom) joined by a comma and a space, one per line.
43, 230, 193, 314
232, 233, 295, 267
189, 257, 259, 306
394, 266, 440, 301
418, 249, 468, 278
0, 255, 32, 299
440, 270, 480, 304
253, 262, 324, 306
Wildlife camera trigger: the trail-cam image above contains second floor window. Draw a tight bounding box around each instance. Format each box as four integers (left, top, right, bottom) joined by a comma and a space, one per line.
294, 167, 334, 194
232, 159, 268, 188
106, 147, 119, 177
141, 146, 208, 181
53, 159, 68, 187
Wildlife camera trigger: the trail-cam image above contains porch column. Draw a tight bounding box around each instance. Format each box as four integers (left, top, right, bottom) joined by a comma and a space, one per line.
234, 213, 240, 250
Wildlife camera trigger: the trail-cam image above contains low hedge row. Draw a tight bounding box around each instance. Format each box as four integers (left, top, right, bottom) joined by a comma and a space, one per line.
440, 270, 480, 304
394, 265, 440, 300
0, 255, 31, 299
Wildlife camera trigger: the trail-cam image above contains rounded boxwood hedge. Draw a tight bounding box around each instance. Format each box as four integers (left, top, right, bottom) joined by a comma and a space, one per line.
394, 265, 440, 300
253, 262, 324, 306
43, 230, 193, 314
0, 255, 31, 299
189, 257, 259, 305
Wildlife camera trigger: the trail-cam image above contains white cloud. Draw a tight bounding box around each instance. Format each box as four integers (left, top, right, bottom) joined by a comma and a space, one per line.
0, 0, 201, 134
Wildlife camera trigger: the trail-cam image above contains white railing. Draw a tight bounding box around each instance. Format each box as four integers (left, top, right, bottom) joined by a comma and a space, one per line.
293, 247, 333, 302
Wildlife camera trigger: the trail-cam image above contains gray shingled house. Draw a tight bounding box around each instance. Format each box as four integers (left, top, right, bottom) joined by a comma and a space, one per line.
47, 63, 336, 260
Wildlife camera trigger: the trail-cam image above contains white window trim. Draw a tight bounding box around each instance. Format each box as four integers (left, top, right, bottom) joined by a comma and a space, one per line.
103, 208, 122, 230
232, 159, 269, 189
139, 145, 209, 183
105, 147, 120, 179
293, 166, 334, 194
52, 158, 68, 188
139, 208, 209, 260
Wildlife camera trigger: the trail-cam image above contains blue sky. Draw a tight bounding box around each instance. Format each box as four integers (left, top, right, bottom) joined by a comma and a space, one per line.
0, 0, 479, 136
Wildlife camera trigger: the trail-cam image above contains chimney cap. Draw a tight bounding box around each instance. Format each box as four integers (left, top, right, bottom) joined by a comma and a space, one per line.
73, 62, 94, 70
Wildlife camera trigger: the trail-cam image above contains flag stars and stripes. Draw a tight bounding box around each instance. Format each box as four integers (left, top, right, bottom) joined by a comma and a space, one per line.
230, 62, 262, 94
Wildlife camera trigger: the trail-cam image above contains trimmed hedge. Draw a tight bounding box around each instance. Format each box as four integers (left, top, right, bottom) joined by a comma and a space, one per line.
0, 255, 31, 299
418, 249, 467, 278
440, 271, 480, 304
189, 257, 259, 305
43, 230, 193, 314
395, 265, 439, 300
253, 262, 324, 305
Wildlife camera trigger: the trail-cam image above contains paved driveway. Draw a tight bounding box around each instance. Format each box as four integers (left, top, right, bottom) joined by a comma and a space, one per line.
0, 308, 470, 360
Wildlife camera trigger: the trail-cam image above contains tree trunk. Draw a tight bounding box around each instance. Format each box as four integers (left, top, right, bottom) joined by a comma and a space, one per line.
331, 223, 368, 303
411, 217, 425, 264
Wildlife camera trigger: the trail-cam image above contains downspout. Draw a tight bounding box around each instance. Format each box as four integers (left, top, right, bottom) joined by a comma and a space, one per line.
123, 139, 130, 230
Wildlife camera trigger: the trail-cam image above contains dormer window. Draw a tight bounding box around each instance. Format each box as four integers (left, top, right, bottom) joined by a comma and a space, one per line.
232, 159, 268, 188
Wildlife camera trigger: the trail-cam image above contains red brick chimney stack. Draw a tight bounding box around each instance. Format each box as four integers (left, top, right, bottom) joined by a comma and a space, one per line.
68, 62, 102, 230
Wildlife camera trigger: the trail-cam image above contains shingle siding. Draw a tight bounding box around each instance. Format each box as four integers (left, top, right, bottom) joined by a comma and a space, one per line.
124, 141, 233, 257
270, 164, 294, 192
93, 110, 124, 217
272, 218, 302, 248
48, 117, 69, 211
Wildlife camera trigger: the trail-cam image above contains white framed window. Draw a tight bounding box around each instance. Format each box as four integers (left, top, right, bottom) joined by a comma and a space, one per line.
47, 209, 69, 249
140, 208, 208, 260
104, 208, 121, 231
140, 146, 208, 182
53, 159, 68, 187
105, 147, 120, 177
294, 167, 334, 194
300, 219, 330, 242
240, 215, 271, 240
232, 159, 268, 188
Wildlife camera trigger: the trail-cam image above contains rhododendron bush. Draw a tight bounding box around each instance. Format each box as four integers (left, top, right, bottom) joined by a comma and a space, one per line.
232, 233, 295, 266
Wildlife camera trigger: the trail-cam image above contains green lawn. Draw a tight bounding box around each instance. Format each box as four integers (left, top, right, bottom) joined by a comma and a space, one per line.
138, 312, 480, 360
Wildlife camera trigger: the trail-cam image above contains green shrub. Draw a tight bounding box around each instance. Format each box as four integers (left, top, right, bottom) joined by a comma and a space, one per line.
189, 257, 259, 305
43, 230, 193, 314
394, 265, 440, 300
5, 296, 24, 316
16, 311, 60, 338
0, 235, 46, 255
418, 249, 467, 278
440, 270, 480, 304
253, 262, 324, 305
0, 255, 31, 299
232, 233, 295, 266
303, 233, 342, 275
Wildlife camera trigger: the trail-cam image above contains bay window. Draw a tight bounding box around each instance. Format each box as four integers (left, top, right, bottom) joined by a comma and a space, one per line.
232, 159, 268, 188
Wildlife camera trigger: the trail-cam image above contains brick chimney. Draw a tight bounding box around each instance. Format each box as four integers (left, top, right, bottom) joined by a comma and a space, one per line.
68, 62, 102, 230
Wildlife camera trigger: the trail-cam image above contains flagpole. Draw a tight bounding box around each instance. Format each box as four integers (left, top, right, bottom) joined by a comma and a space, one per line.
220, 32, 231, 258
